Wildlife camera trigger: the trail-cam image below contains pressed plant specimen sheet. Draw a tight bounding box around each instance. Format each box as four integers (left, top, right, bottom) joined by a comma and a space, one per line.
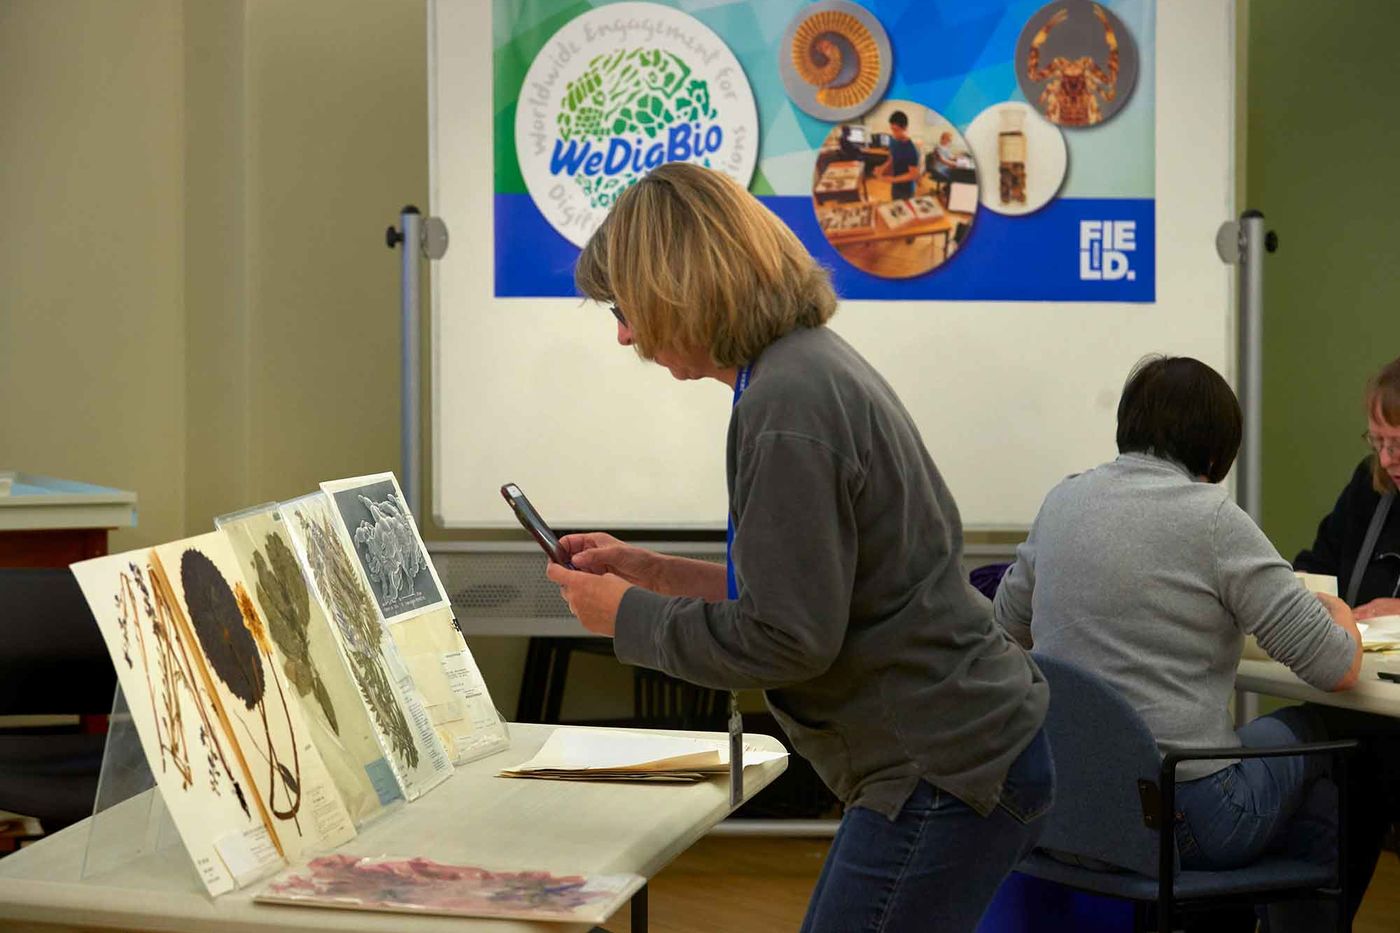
322, 472, 508, 764
258, 854, 643, 924
147, 532, 357, 864
281, 493, 453, 801
218, 506, 404, 825
74, 550, 282, 894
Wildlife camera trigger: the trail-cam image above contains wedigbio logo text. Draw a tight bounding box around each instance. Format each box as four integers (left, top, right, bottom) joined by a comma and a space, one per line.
515, 3, 758, 248
549, 120, 727, 180
1079, 220, 1137, 281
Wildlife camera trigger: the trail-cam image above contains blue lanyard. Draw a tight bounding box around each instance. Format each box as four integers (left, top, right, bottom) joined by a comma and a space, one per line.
726, 364, 752, 601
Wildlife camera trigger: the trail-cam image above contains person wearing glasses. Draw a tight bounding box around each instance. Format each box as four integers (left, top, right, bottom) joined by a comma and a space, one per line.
1291, 355, 1400, 906
1294, 355, 1400, 619
546, 162, 1052, 933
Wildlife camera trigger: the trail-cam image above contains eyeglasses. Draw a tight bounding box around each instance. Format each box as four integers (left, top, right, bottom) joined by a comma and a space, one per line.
1362, 432, 1400, 457
609, 304, 628, 327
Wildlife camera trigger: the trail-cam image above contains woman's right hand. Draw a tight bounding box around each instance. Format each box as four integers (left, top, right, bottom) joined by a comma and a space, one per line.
559, 533, 661, 589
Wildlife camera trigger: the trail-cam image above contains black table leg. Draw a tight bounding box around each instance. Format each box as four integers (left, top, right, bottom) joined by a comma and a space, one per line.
631, 881, 648, 933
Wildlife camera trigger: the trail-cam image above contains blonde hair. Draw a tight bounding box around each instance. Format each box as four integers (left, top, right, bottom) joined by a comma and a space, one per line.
574, 162, 836, 367
1366, 355, 1400, 493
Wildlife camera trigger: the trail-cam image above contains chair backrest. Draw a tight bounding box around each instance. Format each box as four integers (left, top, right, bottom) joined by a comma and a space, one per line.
1033, 652, 1175, 877
0, 568, 115, 716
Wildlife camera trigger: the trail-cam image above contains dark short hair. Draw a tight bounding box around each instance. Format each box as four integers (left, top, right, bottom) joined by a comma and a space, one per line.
889, 110, 908, 129
1116, 356, 1241, 483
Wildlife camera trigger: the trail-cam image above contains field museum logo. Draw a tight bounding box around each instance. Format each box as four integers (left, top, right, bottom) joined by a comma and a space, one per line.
515, 2, 759, 247
1079, 220, 1137, 281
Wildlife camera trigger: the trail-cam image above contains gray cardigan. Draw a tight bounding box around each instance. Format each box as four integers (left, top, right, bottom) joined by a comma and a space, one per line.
993, 453, 1355, 781
614, 326, 1047, 819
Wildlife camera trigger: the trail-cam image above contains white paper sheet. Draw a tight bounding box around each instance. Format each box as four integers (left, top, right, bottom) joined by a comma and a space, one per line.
1359, 615, 1400, 650
502, 728, 787, 777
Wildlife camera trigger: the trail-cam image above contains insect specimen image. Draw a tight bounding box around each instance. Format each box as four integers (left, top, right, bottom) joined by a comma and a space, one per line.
963, 102, 1067, 216
352, 493, 426, 605
326, 475, 445, 622
1019, 1, 1139, 128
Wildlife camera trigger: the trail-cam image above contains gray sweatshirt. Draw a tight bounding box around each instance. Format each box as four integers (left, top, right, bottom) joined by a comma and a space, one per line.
993, 453, 1356, 781
614, 326, 1047, 819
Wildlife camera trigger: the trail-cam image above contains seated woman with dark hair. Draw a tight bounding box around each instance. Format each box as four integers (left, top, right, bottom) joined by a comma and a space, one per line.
993, 356, 1364, 931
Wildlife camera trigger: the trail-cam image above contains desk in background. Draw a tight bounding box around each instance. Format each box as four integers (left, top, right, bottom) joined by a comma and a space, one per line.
1236, 654, 1400, 718
0, 722, 787, 932
0, 473, 136, 567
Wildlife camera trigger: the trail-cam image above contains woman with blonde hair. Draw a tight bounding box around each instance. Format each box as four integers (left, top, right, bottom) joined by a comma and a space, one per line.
544, 162, 1052, 932
1295, 355, 1400, 616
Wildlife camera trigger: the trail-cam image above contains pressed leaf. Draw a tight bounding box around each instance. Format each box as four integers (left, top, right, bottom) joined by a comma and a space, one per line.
277, 762, 300, 796
181, 549, 264, 710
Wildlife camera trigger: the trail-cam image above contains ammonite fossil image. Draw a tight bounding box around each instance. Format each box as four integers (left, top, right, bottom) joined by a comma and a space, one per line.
779, 1, 892, 122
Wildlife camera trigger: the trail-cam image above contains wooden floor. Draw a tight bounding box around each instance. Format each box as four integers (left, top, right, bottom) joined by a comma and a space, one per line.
605, 837, 825, 933
605, 836, 1400, 933
1357, 853, 1400, 933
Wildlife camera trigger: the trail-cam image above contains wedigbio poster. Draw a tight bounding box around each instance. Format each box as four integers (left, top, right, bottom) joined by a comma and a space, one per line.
492, 0, 1155, 302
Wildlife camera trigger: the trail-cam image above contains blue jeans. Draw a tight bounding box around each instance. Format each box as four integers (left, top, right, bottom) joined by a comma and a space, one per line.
800, 727, 1054, 933
1174, 706, 1337, 932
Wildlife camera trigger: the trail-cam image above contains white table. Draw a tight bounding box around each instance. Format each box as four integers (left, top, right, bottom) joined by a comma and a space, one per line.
1236, 654, 1400, 718
0, 723, 787, 933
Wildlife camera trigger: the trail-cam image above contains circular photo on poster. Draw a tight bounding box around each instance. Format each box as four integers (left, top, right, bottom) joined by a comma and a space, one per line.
964, 102, 1067, 215
1015, 0, 1138, 128
811, 101, 978, 279
780, 0, 893, 122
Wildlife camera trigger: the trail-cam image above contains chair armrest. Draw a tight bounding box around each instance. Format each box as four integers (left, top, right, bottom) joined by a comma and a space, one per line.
1155, 739, 1358, 894
1161, 739, 1358, 782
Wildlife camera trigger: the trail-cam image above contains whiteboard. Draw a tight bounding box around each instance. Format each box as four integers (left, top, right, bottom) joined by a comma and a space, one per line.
430, 0, 1234, 530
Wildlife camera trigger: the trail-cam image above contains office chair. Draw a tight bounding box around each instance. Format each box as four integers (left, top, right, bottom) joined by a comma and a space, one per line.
0, 568, 115, 836
1017, 652, 1356, 932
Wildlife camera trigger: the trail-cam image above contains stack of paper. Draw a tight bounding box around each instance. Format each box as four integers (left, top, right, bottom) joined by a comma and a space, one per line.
1295, 572, 1339, 596
500, 728, 787, 784
1358, 616, 1400, 651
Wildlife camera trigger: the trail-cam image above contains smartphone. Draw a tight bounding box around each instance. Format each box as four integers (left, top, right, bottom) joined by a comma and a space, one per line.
500, 483, 574, 568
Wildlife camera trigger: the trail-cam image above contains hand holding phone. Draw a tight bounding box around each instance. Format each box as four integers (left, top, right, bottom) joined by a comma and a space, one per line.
500, 483, 575, 569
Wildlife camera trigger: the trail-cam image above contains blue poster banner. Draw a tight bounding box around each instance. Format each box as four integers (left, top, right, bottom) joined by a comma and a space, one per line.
493, 0, 1156, 302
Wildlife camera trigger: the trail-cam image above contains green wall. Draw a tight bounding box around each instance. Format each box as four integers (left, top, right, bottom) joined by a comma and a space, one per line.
1250, 0, 1400, 556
